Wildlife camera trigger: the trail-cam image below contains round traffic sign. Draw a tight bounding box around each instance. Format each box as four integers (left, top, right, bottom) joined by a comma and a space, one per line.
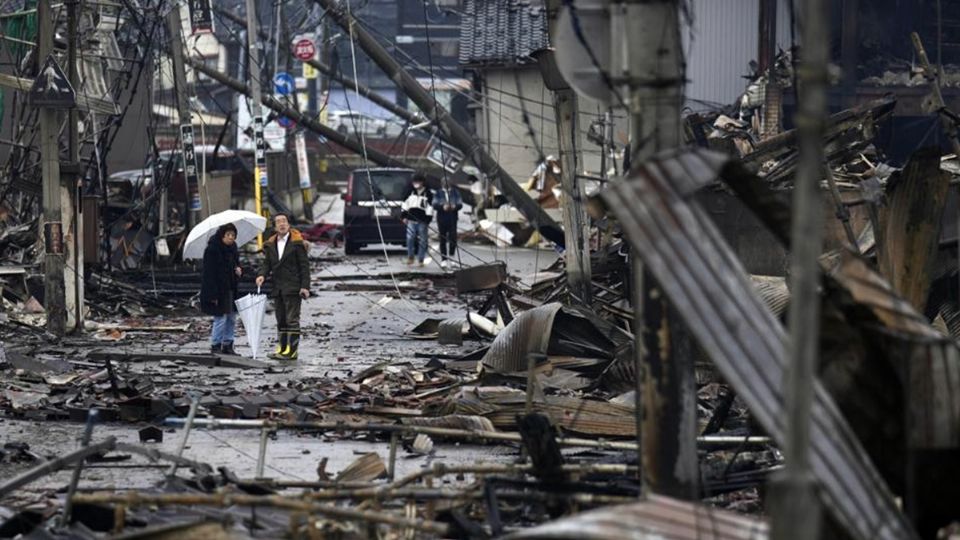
273, 72, 295, 96
293, 39, 316, 61
278, 116, 295, 129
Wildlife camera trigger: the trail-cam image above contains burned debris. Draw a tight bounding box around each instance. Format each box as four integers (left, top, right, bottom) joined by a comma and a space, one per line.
3, 0, 960, 538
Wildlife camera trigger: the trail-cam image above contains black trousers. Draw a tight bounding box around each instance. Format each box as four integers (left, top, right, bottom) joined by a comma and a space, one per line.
438, 218, 457, 259
274, 293, 302, 336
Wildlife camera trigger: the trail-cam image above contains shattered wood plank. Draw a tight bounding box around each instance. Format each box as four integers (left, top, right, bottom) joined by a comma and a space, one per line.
601, 148, 917, 540
877, 148, 950, 312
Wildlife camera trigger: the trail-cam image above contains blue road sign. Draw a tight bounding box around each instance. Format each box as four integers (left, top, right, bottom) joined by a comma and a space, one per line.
278, 116, 295, 129
273, 72, 295, 96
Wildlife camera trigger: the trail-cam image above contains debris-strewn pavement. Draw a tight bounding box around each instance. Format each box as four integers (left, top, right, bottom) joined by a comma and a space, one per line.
0, 236, 777, 538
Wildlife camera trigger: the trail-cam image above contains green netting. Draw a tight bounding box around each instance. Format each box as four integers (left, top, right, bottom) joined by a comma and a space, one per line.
2, 1, 37, 62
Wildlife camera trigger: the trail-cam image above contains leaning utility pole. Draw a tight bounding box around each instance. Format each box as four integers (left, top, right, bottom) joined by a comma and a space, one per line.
66, 0, 83, 333
625, 0, 698, 499
245, 0, 266, 245
216, 8, 426, 131
546, 0, 592, 304
313, 0, 564, 244
166, 7, 201, 227
771, 0, 827, 537
180, 55, 407, 168
38, 0, 66, 337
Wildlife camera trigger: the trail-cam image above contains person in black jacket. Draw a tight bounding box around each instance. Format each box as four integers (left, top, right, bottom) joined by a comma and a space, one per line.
255, 213, 311, 360
432, 180, 463, 270
200, 224, 242, 355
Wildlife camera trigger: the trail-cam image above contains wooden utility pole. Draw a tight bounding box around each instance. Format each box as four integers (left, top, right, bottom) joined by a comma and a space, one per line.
38, 0, 66, 337
180, 55, 407, 168
65, 0, 83, 333
546, 0, 592, 305
246, 0, 266, 245
770, 0, 827, 537
166, 7, 201, 228
625, 0, 697, 499
279, 4, 314, 223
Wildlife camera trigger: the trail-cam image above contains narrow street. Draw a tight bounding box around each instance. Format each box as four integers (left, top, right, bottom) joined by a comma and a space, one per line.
3, 0, 960, 538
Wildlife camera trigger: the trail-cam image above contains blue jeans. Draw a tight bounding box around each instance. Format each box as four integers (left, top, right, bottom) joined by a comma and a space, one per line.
211, 313, 236, 345
406, 221, 428, 261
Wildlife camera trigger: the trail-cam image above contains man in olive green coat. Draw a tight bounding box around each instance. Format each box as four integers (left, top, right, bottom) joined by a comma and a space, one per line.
256, 213, 311, 360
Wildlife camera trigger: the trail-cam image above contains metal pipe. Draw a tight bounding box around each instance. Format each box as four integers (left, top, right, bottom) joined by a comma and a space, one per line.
60, 408, 98, 527
166, 397, 199, 478
388, 433, 400, 482
71, 492, 452, 535
0, 438, 117, 497
164, 417, 771, 450
256, 427, 269, 479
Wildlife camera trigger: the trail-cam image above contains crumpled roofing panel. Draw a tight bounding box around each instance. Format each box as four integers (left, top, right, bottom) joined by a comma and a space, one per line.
601, 148, 917, 540
505, 494, 768, 539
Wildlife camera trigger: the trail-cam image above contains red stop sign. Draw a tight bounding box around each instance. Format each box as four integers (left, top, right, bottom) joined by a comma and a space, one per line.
294, 39, 316, 61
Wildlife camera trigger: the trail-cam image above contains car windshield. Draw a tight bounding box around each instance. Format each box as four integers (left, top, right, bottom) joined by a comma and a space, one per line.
352, 171, 411, 201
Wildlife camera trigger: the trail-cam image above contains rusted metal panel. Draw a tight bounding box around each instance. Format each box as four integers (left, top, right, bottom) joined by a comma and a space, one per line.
826, 252, 944, 342
505, 493, 769, 539
601, 148, 917, 540
877, 148, 951, 313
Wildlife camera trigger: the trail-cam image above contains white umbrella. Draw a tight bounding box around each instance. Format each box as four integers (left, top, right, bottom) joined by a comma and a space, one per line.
183, 210, 267, 260
235, 288, 268, 359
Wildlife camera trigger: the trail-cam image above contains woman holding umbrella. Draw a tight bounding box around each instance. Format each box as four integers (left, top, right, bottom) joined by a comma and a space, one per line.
200, 223, 242, 355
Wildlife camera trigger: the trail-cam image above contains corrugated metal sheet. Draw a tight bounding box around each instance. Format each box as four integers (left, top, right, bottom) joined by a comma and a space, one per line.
481, 303, 564, 373
601, 148, 918, 540
506, 494, 768, 539
683, 0, 793, 108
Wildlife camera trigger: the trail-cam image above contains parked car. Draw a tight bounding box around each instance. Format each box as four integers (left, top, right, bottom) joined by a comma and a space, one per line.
327, 110, 388, 136
341, 168, 415, 254
109, 147, 251, 206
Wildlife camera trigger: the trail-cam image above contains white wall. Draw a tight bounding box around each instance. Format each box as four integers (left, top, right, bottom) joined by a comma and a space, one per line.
479, 68, 629, 184
683, 0, 794, 110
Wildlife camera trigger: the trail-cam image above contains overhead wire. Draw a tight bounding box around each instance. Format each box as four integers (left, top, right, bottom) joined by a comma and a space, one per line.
342, 0, 422, 314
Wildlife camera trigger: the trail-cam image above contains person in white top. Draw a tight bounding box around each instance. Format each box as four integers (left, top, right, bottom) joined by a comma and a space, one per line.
400, 173, 434, 267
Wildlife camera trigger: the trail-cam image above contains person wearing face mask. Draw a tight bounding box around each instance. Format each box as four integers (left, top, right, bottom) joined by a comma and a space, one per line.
255, 213, 311, 360
432, 180, 462, 270
400, 173, 434, 267
200, 223, 242, 355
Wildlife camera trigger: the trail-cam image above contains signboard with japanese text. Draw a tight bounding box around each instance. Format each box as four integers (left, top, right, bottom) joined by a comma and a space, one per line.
180, 124, 202, 210
295, 132, 311, 189
189, 0, 214, 34
303, 62, 317, 80
254, 115, 268, 187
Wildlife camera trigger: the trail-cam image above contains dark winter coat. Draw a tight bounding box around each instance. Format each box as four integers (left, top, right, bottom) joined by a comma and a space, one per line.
432, 187, 462, 226
200, 239, 240, 316
258, 228, 311, 297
